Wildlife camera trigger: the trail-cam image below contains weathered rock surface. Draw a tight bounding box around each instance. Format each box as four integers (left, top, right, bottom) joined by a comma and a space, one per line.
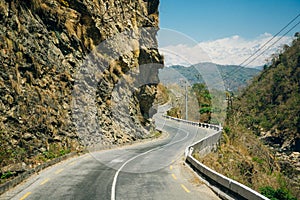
0, 0, 163, 179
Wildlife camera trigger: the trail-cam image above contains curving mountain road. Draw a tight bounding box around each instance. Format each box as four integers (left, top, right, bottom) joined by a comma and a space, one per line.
1, 105, 219, 200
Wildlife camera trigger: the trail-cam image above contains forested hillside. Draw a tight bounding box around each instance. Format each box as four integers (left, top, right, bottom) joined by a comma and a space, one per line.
200, 34, 300, 199
159, 63, 261, 92
236, 35, 300, 153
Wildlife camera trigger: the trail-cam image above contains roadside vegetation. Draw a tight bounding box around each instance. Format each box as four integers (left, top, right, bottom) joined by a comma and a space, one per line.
0, 132, 71, 184
197, 33, 300, 199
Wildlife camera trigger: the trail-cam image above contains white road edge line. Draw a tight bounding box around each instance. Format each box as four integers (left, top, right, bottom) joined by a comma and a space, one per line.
111, 125, 190, 200
111, 147, 156, 200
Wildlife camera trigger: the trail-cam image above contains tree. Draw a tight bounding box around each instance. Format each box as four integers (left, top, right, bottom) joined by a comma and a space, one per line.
192, 83, 212, 123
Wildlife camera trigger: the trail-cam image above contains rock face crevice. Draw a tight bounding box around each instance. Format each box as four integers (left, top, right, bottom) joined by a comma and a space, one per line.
0, 0, 162, 177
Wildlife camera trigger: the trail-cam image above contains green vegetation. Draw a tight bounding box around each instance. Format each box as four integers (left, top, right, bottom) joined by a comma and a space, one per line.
191, 83, 226, 124
234, 34, 300, 154
0, 134, 27, 168
40, 143, 71, 161
192, 83, 212, 122
159, 63, 261, 93
166, 107, 181, 118
1, 171, 13, 180
156, 83, 170, 105
260, 186, 297, 200
0, 170, 15, 184
150, 131, 162, 139
199, 33, 300, 199
252, 156, 264, 165
41, 148, 70, 160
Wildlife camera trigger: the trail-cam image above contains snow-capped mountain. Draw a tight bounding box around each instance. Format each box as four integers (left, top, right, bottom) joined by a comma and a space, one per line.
159, 33, 293, 68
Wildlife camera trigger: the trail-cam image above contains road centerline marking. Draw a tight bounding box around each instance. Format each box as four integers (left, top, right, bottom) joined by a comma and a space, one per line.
111, 125, 191, 200
170, 165, 173, 170
20, 192, 31, 200
172, 174, 177, 180
181, 184, 191, 193
55, 168, 64, 174
40, 178, 50, 185
68, 161, 76, 166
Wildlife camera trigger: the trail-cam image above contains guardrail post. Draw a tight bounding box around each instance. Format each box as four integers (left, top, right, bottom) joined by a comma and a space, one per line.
164, 114, 268, 200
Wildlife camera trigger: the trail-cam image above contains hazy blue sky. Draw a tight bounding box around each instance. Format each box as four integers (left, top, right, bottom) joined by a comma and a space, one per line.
159, 0, 300, 42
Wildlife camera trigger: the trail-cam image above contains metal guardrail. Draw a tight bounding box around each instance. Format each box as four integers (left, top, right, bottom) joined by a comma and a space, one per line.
163, 115, 269, 200
162, 115, 221, 130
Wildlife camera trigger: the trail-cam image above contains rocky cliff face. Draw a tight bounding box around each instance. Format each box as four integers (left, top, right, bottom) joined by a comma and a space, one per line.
0, 0, 162, 178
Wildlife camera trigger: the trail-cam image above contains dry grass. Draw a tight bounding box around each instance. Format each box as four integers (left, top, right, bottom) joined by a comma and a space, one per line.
198, 127, 282, 192
5, 37, 13, 51
155, 83, 169, 105
84, 37, 95, 50
57, 0, 69, 7
109, 61, 123, 76
9, 75, 21, 95
76, 24, 83, 40
65, 20, 76, 36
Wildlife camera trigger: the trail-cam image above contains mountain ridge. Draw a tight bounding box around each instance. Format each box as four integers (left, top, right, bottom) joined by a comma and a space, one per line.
159, 62, 261, 92
200, 34, 300, 199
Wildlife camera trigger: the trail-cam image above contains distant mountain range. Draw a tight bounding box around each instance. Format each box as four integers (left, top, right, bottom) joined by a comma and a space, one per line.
160, 34, 293, 67
159, 62, 261, 92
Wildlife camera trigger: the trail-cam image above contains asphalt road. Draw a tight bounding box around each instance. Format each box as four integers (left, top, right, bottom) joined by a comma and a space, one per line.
1, 105, 219, 200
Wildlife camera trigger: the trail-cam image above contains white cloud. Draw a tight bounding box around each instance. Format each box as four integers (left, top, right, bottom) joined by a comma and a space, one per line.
159, 33, 293, 67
